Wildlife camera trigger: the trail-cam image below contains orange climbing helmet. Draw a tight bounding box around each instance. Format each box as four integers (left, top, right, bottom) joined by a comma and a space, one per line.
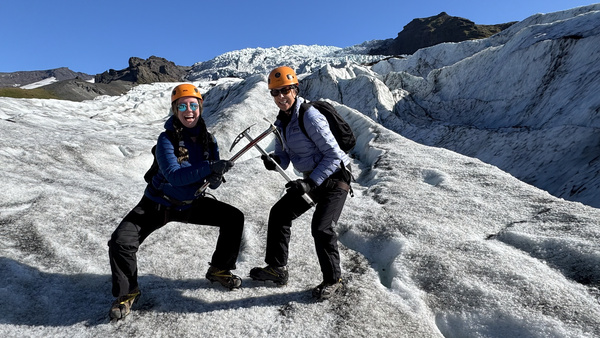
268, 66, 299, 89
171, 83, 203, 103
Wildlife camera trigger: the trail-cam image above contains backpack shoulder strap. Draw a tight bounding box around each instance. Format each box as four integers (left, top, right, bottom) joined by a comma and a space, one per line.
207, 131, 219, 160
144, 130, 178, 184
165, 129, 177, 144
298, 102, 312, 138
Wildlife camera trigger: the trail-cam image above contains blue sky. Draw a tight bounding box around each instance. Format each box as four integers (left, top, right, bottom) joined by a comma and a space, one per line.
0, 0, 594, 74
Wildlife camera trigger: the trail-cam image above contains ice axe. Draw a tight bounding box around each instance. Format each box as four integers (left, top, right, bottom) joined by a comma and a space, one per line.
194, 123, 277, 196
236, 118, 315, 207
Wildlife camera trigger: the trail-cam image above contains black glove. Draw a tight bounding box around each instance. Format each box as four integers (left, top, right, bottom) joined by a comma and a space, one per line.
207, 173, 223, 189
211, 160, 234, 175
261, 154, 281, 171
285, 178, 315, 195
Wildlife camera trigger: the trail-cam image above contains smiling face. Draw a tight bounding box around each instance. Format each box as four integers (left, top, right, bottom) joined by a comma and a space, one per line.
271, 86, 297, 112
176, 96, 201, 128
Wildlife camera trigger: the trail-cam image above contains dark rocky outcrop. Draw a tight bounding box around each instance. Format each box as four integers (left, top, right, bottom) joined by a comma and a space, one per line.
370, 12, 515, 56
46, 55, 191, 101
95, 56, 190, 84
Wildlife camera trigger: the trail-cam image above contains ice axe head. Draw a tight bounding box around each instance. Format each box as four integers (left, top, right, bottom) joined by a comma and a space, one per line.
272, 127, 284, 148
263, 118, 284, 150
229, 125, 254, 151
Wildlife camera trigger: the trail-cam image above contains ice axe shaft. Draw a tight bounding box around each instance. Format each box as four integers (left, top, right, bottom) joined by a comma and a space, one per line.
241, 128, 315, 207
195, 124, 277, 196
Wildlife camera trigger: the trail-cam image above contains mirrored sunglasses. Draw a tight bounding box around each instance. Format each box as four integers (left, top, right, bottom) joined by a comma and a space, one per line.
270, 86, 294, 97
177, 103, 199, 112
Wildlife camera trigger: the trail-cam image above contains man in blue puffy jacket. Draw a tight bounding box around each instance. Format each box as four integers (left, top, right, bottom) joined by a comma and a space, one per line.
249, 67, 352, 300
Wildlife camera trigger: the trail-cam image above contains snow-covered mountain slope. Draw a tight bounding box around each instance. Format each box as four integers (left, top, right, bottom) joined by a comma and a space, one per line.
2, 73, 599, 336
0, 4, 599, 338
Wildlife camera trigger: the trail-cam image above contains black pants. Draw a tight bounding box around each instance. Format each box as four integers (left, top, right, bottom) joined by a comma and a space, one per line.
265, 173, 349, 284
108, 195, 244, 297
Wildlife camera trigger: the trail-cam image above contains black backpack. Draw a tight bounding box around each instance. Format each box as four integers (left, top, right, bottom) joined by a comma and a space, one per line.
298, 101, 356, 153
144, 145, 161, 183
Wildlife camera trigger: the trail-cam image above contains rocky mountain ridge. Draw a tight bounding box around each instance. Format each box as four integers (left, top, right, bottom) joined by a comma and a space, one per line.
94, 56, 190, 85
0, 67, 93, 88
370, 12, 514, 55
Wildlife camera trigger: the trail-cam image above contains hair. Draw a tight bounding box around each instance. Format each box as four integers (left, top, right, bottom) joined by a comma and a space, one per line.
170, 99, 212, 164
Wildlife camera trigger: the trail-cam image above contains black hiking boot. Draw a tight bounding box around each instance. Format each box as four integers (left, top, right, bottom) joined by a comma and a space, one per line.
312, 279, 343, 300
109, 290, 141, 320
249, 265, 289, 285
206, 266, 242, 290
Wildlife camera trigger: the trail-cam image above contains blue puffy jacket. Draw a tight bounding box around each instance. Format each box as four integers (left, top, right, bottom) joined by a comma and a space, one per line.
273, 97, 350, 186
144, 116, 218, 208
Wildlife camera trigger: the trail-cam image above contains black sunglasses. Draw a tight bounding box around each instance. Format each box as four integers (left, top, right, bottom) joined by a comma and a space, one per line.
270, 86, 295, 97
